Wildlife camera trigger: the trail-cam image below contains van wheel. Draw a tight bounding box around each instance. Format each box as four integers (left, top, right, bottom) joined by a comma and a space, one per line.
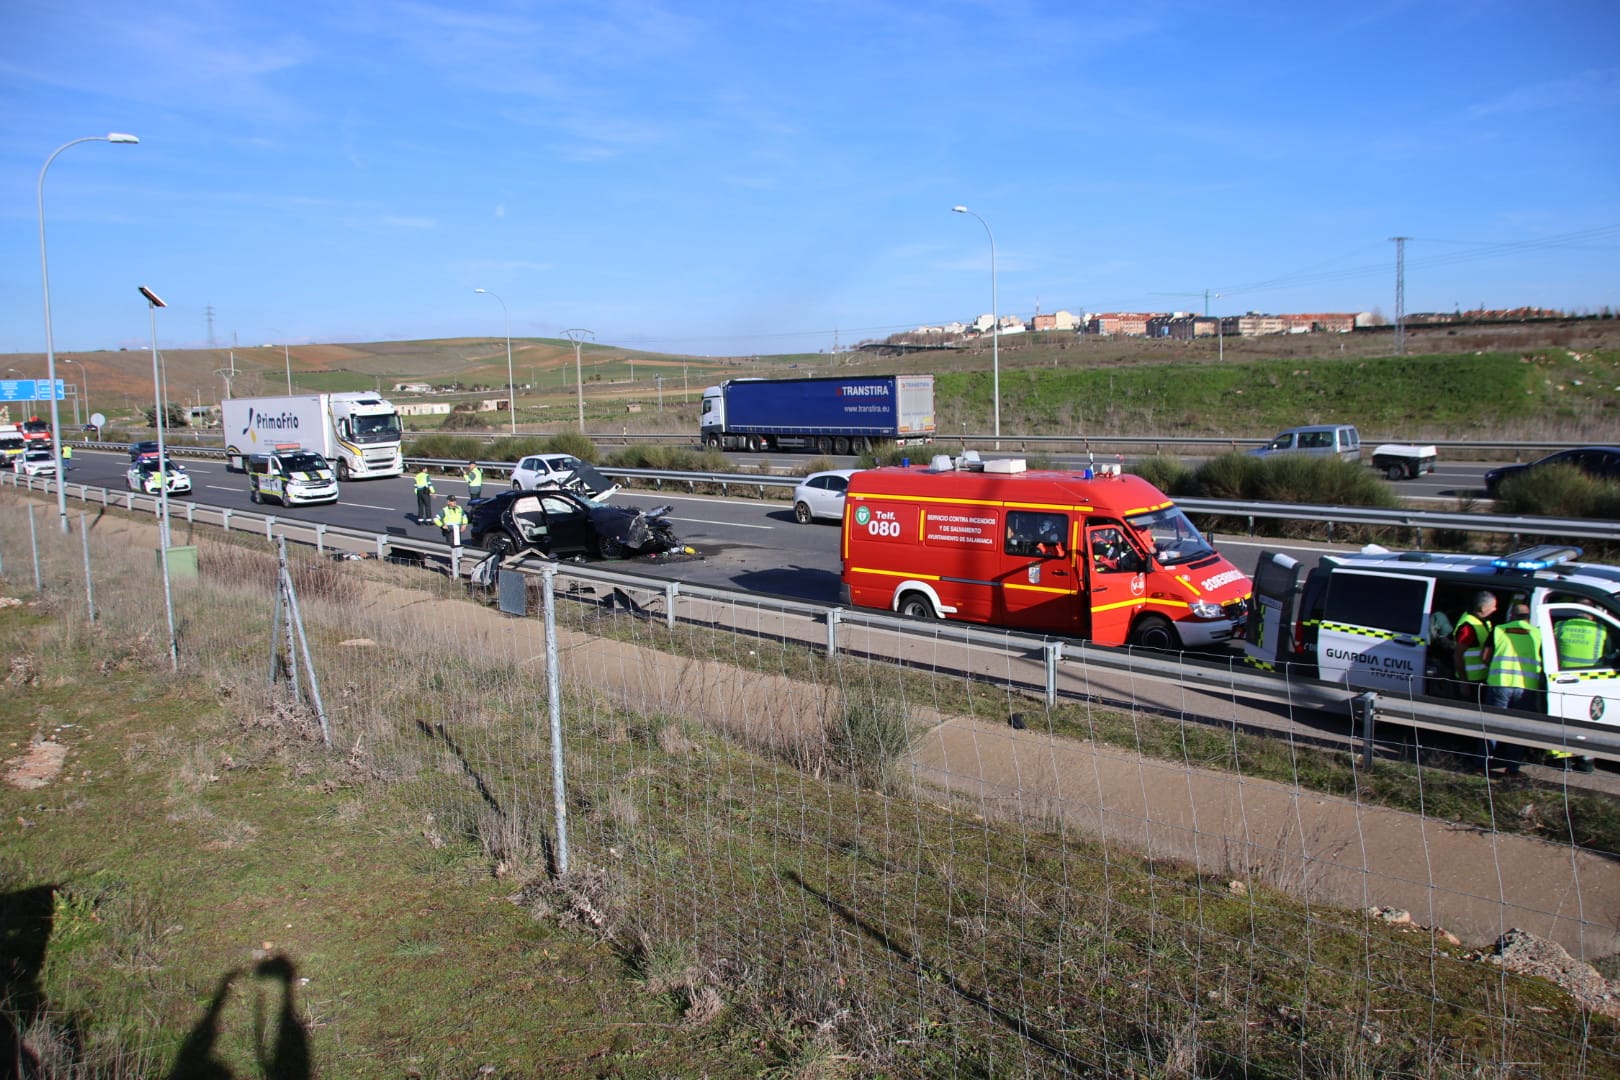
898, 592, 936, 619
794, 501, 813, 524
1130, 616, 1180, 651
249, 486, 261, 504
1385, 463, 1405, 481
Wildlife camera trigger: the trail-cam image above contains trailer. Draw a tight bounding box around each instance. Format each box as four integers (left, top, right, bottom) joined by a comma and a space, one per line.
700, 374, 935, 454
1370, 442, 1437, 480
221, 393, 403, 480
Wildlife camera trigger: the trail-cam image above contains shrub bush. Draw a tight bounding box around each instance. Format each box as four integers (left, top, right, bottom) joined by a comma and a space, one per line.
1129, 455, 1195, 494
440, 410, 490, 430
408, 434, 487, 462
1495, 465, 1620, 520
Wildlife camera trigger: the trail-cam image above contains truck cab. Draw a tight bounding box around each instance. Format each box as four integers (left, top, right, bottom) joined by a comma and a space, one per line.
1244, 545, 1620, 727
247, 444, 339, 507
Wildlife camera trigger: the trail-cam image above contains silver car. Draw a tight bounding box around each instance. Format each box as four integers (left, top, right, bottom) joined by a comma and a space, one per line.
508, 454, 620, 500
792, 469, 856, 524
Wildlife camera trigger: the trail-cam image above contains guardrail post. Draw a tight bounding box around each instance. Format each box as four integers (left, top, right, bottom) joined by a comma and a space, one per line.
315, 523, 327, 556
826, 607, 841, 657
1326, 521, 1334, 543
1044, 640, 1064, 708
221, 509, 231, 531
186, 503, 195, 524
265, 516, 276, 541
1246, 515, 1254, 537
664, 581, 679, 631
376, 535, 387, 560
1355, 692, 1378, 769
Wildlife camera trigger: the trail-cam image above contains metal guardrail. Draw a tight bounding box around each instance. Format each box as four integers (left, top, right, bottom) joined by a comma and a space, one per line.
7, 469, 1619, 768
57, 440, 1620, 541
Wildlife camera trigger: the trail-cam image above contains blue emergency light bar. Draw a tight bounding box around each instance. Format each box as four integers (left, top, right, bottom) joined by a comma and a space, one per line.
1491, 545, 1583, 571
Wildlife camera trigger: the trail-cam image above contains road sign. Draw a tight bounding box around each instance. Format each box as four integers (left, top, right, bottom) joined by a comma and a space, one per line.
0, 379, 64, 401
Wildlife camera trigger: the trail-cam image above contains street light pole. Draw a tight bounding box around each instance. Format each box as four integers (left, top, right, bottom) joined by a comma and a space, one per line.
284, 344, 292, 394
61, 357, 89, 428
140, 285, 179, 670
563, 329, 593, 433
951, 205, 999, 448
473, 288, 517, 435
38, 131, 139, 532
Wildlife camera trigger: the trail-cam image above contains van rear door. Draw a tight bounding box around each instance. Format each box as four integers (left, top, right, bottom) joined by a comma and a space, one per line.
1243, 551, 1301, 669
1541, 601, 1620, 729
1315, 570, 1433, 694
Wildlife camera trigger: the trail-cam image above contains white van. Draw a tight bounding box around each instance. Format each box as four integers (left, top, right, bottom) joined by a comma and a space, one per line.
1250, 424, 1361, 462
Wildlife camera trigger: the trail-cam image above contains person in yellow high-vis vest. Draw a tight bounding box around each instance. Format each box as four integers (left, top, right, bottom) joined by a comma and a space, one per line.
434, 494, 470, 544
414, 467, 435, 523
1452, 590, 1496, 702
1548, 603, 1609, 772
1483, 602, 1541, 777
463, 461, 484, 500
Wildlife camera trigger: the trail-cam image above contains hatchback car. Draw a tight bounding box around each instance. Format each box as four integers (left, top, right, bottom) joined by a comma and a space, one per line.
127, 458, 193, 495
792, 469, 855, 524
13, 449, 57, 477
1483, 446, 1620, 497
128, 440, 161, 461
1249, 424, 1361, 462
468, 488, 679, 560
508, 453, 620, 500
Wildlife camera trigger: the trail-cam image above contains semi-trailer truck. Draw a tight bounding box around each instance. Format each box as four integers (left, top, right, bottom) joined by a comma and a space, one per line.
222, 393, 403, 480
700, 374, 935, 454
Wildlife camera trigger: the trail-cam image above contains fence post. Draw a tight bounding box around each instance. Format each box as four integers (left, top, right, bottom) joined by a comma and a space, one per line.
664, 581, 679, 632
1044, 640, 1064, 708
80, 512, 94, 622
28, 504, 41, 594
541, 562, 570, 877
315, 523, 326, 556
1355, 692, 1378, 770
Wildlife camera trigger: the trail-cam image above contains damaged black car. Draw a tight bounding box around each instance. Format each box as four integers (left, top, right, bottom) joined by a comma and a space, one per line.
466, 488, 680, 560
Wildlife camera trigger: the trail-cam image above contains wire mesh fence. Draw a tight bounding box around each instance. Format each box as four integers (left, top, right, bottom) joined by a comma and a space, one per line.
4, 490, 1617, 1076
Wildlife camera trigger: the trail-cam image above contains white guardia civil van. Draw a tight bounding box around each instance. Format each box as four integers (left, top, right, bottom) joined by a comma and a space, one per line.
1243, 545, 1620, 727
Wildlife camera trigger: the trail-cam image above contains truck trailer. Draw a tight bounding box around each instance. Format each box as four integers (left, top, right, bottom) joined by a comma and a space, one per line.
700, 374, 935, 454
222, 393, 403, 480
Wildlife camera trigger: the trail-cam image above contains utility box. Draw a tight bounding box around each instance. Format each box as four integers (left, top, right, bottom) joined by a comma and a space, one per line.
160, 544, 199, 580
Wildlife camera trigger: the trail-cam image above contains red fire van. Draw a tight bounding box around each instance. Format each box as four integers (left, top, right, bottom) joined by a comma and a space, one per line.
840, 457, 1251, 649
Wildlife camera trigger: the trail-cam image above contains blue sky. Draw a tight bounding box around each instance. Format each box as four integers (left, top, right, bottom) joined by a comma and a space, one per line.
2, 1, 1617, 357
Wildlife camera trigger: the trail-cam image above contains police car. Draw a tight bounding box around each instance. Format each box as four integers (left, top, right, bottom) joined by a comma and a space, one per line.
12, 448, 57, 477
126, 457, 192, 495
1244, 544, 1620, 726
247, 445, 339, 506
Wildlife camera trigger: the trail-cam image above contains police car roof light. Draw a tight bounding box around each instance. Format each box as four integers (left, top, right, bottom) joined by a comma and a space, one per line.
1491, 544, 1583, 572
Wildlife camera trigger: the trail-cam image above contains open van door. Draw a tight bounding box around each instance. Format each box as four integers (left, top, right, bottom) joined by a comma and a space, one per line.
1315, 570, 1434, 694
1541, 601, 1620, 728
1243, 551, 1300, 669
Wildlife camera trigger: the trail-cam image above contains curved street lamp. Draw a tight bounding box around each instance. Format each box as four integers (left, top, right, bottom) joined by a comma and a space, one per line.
39, 132, 139, 532
139, 284, 179, 671
474, 288, 517, 435
951, 205, 999, 448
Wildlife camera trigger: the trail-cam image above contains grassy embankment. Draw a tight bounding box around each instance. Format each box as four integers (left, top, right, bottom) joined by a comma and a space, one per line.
3, 499, 1617, 1076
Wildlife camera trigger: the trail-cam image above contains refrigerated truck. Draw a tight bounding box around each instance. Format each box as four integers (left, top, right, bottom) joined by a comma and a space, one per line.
700, 374, 935, 454
222, 393, 403, 480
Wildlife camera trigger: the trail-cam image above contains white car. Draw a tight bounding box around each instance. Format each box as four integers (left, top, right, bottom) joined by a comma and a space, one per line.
13, 449, 57, 478
509, 454, 620, 500
792, 469, 855, 524
127, 458, 193, 495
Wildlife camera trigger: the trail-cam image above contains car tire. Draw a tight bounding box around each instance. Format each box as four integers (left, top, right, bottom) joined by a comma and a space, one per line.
482, 534, 513, 557
898, 592, 935, 619
794, 501, 813, 524
1129, 615, 1180, 651
597, 535, 626, 560
1385, 463, 1404, 481
249, 487, 261, 504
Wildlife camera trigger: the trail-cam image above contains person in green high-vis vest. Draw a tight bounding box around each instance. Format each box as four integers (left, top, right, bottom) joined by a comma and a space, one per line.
1452, 590, 1496, 703
1483, 602, 1541, 777
413, 467, 435, 523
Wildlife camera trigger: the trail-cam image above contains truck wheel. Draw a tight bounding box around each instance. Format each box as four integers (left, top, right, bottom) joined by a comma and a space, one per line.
1385, 463, 1405, 481
338, 460, 351, 481
794, 501, 813, 524
898, 592, 936, 619
704, 434, 721, 450
833, 437, 850, 455
1130, 615, 1180, 651
817, 437, 833, 455
746, 435, 764, 453
226, 447, 242, 473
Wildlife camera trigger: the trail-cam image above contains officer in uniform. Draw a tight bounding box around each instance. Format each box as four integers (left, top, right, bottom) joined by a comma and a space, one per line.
1452, 591, 1497, 702
414, 466, 436, 523
1549, 600, 1610, 772
463, 460, 484, 500
434, 494, 470, 544
1483, 602, 1541, 777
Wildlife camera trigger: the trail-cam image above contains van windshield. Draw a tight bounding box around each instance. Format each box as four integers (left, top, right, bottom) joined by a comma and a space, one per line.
1126, 507, 1215, 566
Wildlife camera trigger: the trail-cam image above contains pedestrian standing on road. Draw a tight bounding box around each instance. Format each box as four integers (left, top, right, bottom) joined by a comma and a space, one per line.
1453, 590, 1497, 702
463, 460, 483, 500
1482, 601, 1541, 777
434, 494, 470, 544
413, 466, 435, 523
62, 444, 73, 471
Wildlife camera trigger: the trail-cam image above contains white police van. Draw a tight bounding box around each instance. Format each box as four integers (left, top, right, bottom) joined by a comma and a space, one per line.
1243, 545, 1620, 726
